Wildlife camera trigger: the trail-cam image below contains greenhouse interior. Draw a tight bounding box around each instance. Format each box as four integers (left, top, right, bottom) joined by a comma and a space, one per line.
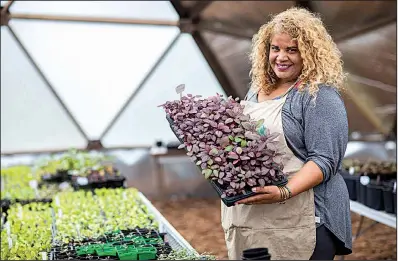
0, 0, 397, 260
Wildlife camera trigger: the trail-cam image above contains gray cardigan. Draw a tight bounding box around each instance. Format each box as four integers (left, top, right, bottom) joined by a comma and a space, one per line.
246, 84, 352, 255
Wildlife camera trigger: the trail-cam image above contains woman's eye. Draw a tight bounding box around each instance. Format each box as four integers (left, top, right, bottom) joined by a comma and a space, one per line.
288, 49, 297, 53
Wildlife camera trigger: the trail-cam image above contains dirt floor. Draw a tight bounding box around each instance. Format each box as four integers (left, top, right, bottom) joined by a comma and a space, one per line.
152, 198, 397, 260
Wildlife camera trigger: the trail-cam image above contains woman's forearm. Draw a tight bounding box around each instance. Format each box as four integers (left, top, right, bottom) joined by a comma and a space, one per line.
287, 161, 324, 197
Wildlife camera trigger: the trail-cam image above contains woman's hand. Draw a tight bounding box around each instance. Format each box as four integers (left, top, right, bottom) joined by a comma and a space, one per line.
235, 186, 283, 205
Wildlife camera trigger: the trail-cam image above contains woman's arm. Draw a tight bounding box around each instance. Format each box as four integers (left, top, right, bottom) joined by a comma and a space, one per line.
235, 162, 323, 205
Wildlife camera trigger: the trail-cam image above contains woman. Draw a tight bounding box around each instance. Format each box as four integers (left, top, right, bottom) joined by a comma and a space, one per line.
221, 7, 352, 260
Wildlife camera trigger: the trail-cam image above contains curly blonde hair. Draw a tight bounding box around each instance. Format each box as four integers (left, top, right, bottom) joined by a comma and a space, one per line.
249, 7, 347, 96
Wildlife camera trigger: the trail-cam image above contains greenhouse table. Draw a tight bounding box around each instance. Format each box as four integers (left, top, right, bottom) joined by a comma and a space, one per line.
138, 192, 199, 255
339, 201, 396, 260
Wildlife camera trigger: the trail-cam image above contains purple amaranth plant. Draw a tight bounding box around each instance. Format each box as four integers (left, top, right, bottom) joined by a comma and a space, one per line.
159, 93, 286, 198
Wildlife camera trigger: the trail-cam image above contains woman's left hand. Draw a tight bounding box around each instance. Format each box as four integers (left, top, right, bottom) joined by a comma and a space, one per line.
235, 186, 283, 205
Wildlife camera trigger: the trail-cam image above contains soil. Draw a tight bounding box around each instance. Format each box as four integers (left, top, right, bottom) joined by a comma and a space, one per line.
152, 198, 396, 260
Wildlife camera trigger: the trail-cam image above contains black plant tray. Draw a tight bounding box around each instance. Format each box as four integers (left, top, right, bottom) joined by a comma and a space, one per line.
42, 170, 72, 183
71, 176, 126, 191
50, 227, 172, 260
166, 115, 288, 207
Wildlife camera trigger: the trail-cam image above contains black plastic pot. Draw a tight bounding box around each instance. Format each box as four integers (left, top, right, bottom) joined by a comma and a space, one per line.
365, 184, 384, 211
394, 191, 397, 215
382, 188, 395, 214
356, 180, 367, 205
242, 248, 271, 260
42, 169, 71, 183
72, 176, 126, 191
341, 173, 359, 201
167, 116, 288, 207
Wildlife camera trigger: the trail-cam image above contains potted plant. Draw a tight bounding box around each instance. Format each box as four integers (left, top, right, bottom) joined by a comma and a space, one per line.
159, 94, 289, 206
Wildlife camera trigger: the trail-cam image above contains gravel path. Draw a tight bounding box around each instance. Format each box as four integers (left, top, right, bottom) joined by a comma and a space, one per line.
152, 198, 396, 260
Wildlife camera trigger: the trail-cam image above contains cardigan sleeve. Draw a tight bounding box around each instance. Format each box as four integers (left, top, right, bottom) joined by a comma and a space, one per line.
302, 85, 349, 182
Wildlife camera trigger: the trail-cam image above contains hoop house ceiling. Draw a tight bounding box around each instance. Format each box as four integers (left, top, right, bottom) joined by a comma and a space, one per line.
1, 0, 396, 154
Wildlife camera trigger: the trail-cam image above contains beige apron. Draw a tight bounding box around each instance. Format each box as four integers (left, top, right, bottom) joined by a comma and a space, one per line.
221, 89, 316, 260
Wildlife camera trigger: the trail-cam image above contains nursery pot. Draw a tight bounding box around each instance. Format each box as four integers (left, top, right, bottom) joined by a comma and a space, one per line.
356, 176, 368, 205
365, 184, 384, 211
242, 248, 271, 260
342, 174, 359, 201
394, 191, 397, 215
382, 181, 395, 214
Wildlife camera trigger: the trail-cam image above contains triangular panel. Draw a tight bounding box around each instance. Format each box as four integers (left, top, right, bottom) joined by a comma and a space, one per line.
103, 33, 227, 147
10, 20, 180, 139
11, 1, 179, 21
1, 27, 87, 153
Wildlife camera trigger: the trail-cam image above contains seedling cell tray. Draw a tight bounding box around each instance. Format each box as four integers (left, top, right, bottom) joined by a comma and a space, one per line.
166, 115, 288, 207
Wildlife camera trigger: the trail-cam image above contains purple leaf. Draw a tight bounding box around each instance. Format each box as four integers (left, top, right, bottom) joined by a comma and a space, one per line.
225, 118, 234, 124
227, 152, 239, 160
233, 159, 240, 165
220, 136, 230, 148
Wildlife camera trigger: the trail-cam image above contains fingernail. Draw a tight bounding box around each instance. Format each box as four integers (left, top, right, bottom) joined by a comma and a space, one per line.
252, 188, 257, 192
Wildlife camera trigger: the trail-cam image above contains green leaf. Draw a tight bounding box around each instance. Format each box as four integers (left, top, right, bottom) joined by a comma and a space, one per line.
228, 135, 234, 141
225, 145, 234, 152
202, 169, 212, 179
256, 119, 264, 128
210, 148, 219, 155
234, 137, 242, 142
207, 159, 214, 166
241, 140, 247, 147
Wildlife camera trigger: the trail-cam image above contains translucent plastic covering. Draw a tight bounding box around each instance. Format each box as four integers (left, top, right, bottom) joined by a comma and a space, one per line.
103, 33, 227, 147
10, 20, 180, 139
1, 27, 87, 153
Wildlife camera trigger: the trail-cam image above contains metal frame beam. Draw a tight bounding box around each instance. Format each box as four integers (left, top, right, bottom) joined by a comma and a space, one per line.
169, 0, 189, 18
1, 145, 151, 156
197, 19, 254, 39
1, 0, 14, 16
169, 1, 239, 98
192, 30, 239, 98
345, 77, 391, 136
6, 26, 90, 141
99, 33, 182, 140
190, 1, 212, 21
296, 0, 313, 11
335, 16, 396, 43
10, 13, 178, 27
349, 74, 396, 93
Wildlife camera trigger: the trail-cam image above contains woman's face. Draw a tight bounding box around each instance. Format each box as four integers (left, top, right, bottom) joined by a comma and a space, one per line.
269, 33, 303, 84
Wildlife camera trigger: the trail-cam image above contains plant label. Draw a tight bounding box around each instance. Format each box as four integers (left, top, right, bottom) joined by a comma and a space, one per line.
54, 196, 60, 206
5, 222, 10, 236
394, 181, 397, 193
58, 209, 63, 218
349, 167, 355, 175
41, 252, 48, 260
360, 176, 370, 186
175, 84, 185, 98
76, 177, 89, 186
59, 182, 70, 190
29, 180, 38, 189
18, 206, 23, 219
7, 236, 12, 249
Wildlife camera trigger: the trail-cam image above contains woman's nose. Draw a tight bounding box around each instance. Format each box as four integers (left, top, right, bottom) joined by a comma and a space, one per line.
276, 51, 288, 62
